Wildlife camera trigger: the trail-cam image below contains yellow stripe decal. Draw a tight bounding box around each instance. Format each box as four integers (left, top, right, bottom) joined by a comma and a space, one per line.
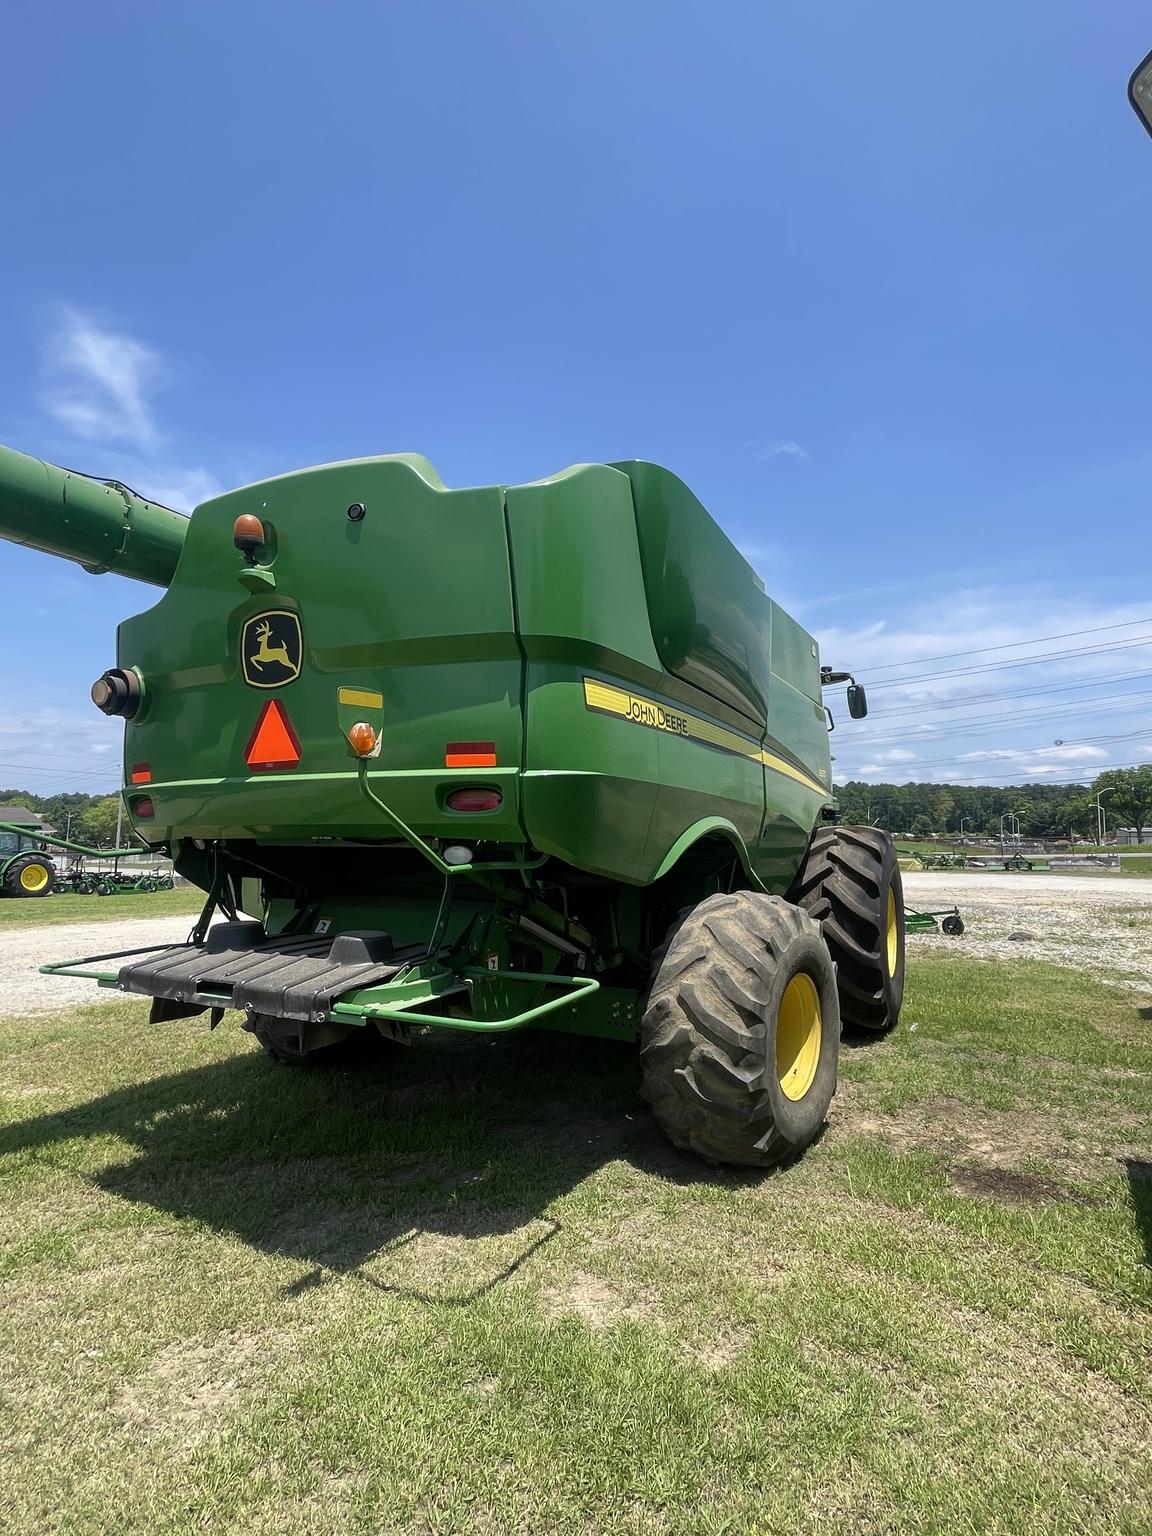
337, 686, 384, 709
582, 678, 827, 796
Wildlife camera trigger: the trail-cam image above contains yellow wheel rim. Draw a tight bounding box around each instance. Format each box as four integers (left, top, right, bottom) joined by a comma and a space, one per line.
886, 887, 899, 975
19, 863, 50, 893
776, 973, 822, 1101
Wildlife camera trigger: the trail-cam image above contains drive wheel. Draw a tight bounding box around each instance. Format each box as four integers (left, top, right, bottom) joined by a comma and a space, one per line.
4, 856, 56, 898
640, 891, 839, 1167
788, 826, 905, 1034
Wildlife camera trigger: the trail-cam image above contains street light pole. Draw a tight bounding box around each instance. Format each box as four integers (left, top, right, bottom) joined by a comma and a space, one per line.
1091, 788, 1116, 847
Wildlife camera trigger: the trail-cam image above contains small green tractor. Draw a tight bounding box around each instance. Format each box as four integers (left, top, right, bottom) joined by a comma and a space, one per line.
0, 824, 57, 897
0, 443, 904, 1166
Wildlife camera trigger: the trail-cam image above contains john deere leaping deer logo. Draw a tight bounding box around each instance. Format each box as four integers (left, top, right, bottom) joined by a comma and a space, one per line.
241, 611, 302, 688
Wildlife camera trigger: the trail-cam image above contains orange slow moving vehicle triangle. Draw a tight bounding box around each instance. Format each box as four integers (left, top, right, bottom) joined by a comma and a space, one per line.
244, 699, 302, 770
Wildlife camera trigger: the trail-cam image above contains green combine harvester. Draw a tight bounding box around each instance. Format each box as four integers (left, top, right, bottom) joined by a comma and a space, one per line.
0, 442, 904, 1166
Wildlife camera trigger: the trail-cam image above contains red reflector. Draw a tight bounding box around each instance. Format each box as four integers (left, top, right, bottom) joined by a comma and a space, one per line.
445, 740, 497, 768
132, 797, 155, 820
130, 763, 152, 784
445, 788, 503, 813
245, 699, 302, 770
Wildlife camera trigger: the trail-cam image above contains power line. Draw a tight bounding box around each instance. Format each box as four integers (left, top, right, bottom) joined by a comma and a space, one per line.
897, 760, 1148, 784
867, 635, 1152, 691
846, 728, 1152, 775
860, 616, 1152, 675
864, 668, 1152, 717
857, 689, 1152, 747
0, 762, 120, 786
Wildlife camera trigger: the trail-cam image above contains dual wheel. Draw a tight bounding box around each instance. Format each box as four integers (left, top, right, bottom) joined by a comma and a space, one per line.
639, 827, 904, 1167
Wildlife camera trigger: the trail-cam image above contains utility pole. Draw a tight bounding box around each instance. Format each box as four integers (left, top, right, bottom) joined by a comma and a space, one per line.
114, 794, 124, 868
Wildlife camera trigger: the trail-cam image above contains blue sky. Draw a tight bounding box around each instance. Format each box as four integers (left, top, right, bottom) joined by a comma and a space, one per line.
1, 1, 1151, 796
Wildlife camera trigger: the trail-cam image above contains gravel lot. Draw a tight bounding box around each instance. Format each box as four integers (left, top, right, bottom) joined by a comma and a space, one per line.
0, 913, 215, 1015
2, 871, 1150, 1014
904, 870, 1152, 985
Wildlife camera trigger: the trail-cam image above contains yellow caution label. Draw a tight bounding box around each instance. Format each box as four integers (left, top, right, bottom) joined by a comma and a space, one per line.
582, 677, 827, 796
337, 686, 384, 710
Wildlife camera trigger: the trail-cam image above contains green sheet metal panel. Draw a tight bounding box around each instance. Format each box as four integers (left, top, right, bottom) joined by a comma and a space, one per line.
116, 455, 524, 843
506, 463, 663, 881
612, 459, 772, 728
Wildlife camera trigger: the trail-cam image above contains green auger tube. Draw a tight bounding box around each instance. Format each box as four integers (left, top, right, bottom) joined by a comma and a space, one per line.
0, 443, 187, 587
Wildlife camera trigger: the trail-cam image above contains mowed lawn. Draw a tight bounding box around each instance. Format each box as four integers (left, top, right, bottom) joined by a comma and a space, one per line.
0, 956, 1149, 1534
0, 887, 200, 928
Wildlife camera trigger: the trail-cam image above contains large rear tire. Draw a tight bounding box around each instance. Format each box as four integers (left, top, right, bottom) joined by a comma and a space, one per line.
640, 891, 840, 1168
788, 826, 905, 1034
3, 856, 56, 898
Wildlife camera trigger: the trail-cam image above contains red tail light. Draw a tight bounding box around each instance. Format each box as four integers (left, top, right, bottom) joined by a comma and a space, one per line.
445, 788, 502, 813
132, 797, 156, 820
445, 741, 497, 768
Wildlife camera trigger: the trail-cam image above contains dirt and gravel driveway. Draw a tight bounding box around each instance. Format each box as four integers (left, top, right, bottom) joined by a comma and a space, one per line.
0, 913, 215, 1015
2, 871, 1150, 1014
904, 870, 1152, 985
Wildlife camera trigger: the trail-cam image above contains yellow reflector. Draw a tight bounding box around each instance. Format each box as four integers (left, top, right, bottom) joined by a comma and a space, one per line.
338, 686, 383, 709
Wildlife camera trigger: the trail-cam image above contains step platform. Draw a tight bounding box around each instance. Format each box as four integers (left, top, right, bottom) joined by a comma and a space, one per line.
117, 922, 402, 1023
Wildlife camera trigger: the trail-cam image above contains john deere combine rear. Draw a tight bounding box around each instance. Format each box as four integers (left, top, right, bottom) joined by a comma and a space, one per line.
0, 443, 903, 1166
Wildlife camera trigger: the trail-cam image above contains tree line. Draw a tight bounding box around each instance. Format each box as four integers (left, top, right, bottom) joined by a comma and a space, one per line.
833, 765, 1152, 841
0, 789, 137, 848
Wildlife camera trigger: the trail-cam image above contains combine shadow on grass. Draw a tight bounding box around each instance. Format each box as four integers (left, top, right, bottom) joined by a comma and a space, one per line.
1125, 1159, 1152, 1270
0, 1026, 767, 1304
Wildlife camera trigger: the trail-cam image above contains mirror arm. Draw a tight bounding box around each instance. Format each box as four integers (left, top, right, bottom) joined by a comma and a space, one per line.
820, 667, 855, 687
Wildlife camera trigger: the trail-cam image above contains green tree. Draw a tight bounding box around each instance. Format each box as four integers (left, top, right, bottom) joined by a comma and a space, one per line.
933, 789, 956, 831
1052, 796, 1091, 839
1092, 766, 1152, 842
79, 796, 124, 848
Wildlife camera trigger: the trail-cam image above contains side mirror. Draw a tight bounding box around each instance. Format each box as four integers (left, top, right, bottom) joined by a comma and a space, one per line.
1130, 48, 1152, 138
847, 684, 868, 719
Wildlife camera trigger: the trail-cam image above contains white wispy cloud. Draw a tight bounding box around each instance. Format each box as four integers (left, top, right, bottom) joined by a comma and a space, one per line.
742, 436, 809, 461
135, 466, 224, 513
36, 306, 223, 512
41, 307, 160, 449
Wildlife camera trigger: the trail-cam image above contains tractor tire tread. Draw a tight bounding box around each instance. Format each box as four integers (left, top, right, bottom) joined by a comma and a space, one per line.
787, 825, 904, 1034
641, 891, 838, 1167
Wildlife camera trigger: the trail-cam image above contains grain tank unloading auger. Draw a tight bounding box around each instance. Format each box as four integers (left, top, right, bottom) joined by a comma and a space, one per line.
0, 440, 904, 1167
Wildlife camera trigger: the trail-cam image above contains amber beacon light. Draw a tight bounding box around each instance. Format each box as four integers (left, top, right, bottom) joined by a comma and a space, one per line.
348, 721, 378, 757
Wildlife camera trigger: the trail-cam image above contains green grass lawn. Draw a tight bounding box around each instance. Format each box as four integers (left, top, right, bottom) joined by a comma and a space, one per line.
0, 885, 201, 928
1, 956, 1149, 1534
